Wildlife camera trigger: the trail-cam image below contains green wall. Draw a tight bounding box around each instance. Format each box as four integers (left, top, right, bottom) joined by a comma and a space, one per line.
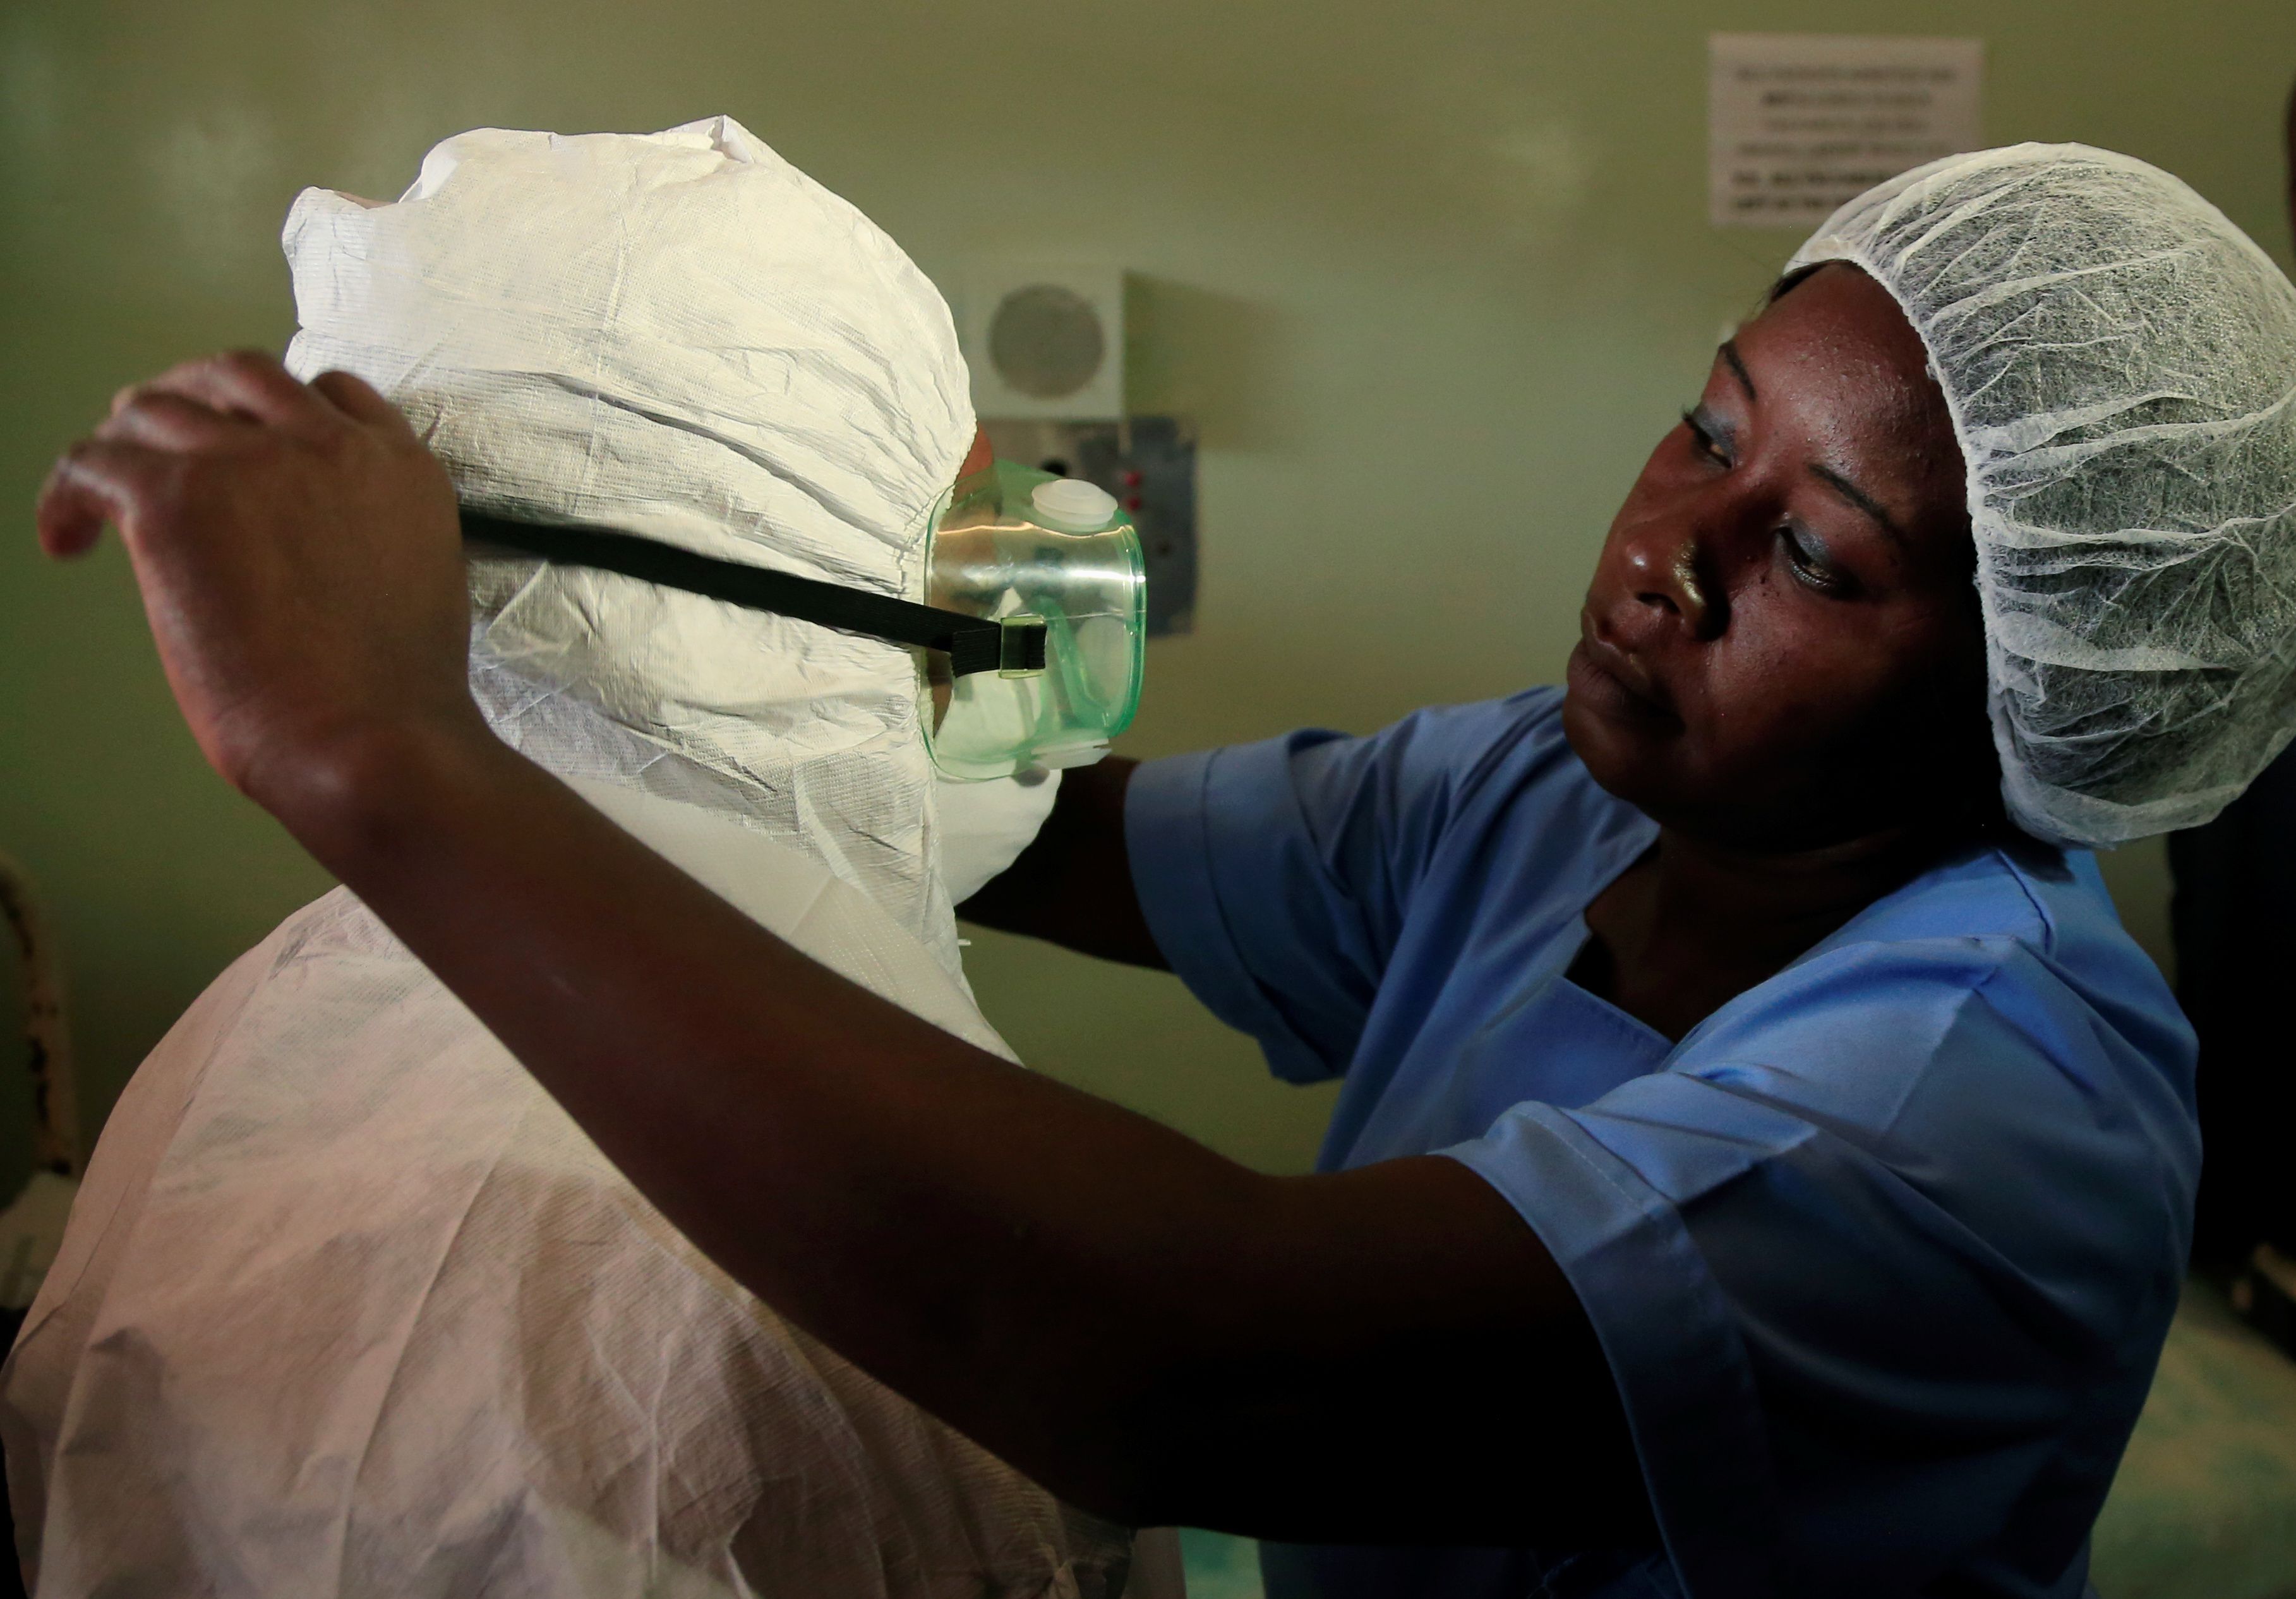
3, 1, 2293, 1189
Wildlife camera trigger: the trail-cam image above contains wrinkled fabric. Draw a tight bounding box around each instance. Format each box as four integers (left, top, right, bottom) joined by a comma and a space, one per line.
1, 792, 1129, 1598
1788, 143, 2296, 846
284, 115, 976, 972
0, 119, 1116, 1596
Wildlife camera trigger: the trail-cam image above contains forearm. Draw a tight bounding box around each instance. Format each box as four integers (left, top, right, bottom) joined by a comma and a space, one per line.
44, 353, 1630, 1542
272, 724, 1621, 1539
276, 721, 1254, 1504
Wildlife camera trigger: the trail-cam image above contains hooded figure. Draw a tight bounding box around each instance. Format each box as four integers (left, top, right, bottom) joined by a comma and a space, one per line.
0, 118, 1124, 1598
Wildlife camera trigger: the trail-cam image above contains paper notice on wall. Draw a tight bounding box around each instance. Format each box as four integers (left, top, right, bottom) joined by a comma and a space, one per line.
1709, 33, 1983, 227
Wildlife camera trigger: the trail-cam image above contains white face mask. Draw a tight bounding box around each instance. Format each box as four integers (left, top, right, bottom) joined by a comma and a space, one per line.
934, 768, 1063, 905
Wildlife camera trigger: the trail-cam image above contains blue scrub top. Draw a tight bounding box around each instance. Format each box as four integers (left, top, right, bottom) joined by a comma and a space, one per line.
1124, 689, 2198, 1599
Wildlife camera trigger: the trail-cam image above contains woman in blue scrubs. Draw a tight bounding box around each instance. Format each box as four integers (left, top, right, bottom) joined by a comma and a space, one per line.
35, 147, 2296, 1597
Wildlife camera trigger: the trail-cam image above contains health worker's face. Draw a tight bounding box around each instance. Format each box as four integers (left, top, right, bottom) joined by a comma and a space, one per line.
1564, 263, 1989, 851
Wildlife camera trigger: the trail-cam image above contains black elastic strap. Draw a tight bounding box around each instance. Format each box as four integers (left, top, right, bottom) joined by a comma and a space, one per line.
461, 510, 1044, 677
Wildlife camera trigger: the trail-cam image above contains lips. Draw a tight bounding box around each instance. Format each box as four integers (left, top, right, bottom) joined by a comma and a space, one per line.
1570, 613, 1679, 724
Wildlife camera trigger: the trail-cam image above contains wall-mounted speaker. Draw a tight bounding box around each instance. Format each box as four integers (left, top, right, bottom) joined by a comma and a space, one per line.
962, 265, 1124, 421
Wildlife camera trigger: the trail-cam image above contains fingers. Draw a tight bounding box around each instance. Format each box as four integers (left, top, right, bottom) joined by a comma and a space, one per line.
41, 351, 415, 567
35, 438, 168, 560
103, 352, 411, 447
97, 389, 246, 453
56, 381, 263, 559
33, 467, 106, 560
126, 350, 329, 433
307, 368, 407, 432
116, 353, 412, 441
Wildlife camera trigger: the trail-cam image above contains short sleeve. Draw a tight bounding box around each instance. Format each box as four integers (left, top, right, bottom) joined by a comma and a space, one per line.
1123, 695, 1553, 1082
1444, 942, 2194, 1595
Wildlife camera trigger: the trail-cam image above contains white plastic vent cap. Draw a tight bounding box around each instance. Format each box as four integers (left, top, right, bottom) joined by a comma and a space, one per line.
1031, 477, 1119, 531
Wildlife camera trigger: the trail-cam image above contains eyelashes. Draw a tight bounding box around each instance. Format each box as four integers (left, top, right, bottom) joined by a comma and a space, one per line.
1678, 404, 1858, 598
1680, 405, 1731, 467
1781, 525, 1850, 594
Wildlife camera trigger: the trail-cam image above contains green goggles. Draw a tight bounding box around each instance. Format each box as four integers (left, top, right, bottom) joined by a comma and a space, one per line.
461, 459, 1145, 781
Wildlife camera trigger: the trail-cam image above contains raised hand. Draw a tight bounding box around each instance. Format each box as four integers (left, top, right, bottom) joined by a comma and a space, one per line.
34, 351, 483, 822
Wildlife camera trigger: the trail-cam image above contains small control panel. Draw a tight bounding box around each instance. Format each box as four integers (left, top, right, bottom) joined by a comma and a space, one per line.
981, 416, 1198, 637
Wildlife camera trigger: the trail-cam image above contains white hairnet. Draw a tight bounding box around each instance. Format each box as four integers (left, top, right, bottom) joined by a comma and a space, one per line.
282, 116, 976, 967
1789, 143, 2296, 847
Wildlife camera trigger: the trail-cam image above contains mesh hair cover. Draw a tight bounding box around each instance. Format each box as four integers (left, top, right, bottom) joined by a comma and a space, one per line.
1791, 143, 2296, 846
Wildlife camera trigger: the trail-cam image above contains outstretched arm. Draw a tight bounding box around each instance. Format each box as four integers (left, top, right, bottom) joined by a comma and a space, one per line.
35, 353, 1648, 1543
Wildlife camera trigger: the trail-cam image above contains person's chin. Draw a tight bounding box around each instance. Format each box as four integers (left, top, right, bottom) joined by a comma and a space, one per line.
1562, 685, 1674, 811
1563, 648, 1684, 784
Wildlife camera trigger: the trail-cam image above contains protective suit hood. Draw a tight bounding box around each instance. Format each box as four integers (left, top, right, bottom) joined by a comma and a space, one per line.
283, 114, 977, 966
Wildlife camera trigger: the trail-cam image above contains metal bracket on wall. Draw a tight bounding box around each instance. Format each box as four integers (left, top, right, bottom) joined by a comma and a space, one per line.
980, 416, 1197, 637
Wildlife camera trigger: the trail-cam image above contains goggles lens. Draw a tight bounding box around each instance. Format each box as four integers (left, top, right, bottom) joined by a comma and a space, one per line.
922, 460, 1146, 780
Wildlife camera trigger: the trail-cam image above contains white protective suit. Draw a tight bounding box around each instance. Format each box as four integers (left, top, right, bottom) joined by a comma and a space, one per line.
0, 119, 1129, 1598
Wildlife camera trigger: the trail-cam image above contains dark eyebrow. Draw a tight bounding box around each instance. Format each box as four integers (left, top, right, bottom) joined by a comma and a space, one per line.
1809, 462, 1908, 547
1720, 338, 1909, 548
